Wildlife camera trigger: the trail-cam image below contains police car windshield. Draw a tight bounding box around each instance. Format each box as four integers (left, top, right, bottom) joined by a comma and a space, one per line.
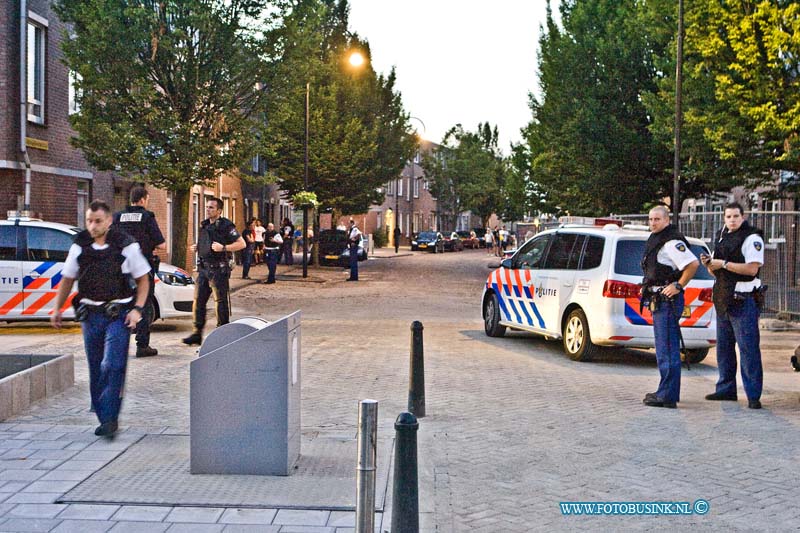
614, 239, 714, 280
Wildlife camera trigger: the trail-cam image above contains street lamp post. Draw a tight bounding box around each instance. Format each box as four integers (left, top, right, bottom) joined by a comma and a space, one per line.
673, 0, 684, 225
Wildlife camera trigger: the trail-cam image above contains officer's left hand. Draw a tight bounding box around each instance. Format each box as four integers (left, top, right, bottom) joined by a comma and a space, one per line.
661, 284, 681, 298
211, 241, 225, 252
125, 309, 142, 330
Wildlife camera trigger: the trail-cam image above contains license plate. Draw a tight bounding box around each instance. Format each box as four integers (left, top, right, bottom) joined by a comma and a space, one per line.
325, 255, 339, 260
682, 306, 691, 318
419, 244, 427, 248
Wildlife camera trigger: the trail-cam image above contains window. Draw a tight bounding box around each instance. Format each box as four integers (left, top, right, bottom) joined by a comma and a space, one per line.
387, 180, 395, 196
514, 235, 552, 270
406, 178, 411, 201
68, 70, 81, 115
397, 178, 403, 197
25, 227, 72, 262
542, 233, 582, 270
376, 211, 382, 229
0, 226, 17, 260
76, 181, 89, 228
578, 236, 605, 270
27, 17, 47, 124
413, 178, 419, 198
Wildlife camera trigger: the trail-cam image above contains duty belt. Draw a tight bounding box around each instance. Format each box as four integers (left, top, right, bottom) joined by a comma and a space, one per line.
199, 260, 228, 269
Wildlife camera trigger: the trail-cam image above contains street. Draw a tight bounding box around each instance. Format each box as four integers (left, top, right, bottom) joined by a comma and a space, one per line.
2, 248, 800, 531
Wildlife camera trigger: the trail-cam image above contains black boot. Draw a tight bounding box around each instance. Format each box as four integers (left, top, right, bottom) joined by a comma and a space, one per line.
135, 346, 158, 358
182, 332, 203, 346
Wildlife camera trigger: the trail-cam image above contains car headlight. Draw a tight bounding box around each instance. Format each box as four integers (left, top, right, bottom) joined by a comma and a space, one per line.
157, 271, 194, 286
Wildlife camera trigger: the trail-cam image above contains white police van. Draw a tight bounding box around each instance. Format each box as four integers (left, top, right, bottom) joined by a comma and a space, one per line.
482, 222, 717, 362
0, 214, 194, 322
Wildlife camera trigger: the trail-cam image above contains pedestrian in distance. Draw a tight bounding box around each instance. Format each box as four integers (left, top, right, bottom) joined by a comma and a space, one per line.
493, 226, 502, 257
701, 202, 766, 409
484, 226, 493, 255
640, 206, 699, 409
347, 219, 362, 281
51, 201, 151, 438
112, 185, 166, 358
182, 197, 245, 346
253, 218, 265, 264
281, 217, 295, 265
394, 226, 402, 254
262, 222, 282, 284
241, 218, 256, 279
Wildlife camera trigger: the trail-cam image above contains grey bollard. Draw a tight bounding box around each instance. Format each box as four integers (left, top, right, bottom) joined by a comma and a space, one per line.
408, 321, 425, 417
390, 412, 419, 533
356, 399, 378, 533
190, 312, 301, 475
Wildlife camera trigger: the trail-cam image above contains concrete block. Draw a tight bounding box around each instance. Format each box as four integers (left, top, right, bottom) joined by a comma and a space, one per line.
11, 370, 31, 414
0, 379, 13, 421
29, 365, 46, 403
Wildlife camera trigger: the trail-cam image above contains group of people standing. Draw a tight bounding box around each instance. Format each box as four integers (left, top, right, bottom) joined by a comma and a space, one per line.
485, 225, 515, 257
642, 203, 765, 410
241, 218, 295, 283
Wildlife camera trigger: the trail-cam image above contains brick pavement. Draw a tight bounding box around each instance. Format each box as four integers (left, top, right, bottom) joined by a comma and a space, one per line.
1, 248, 799, 531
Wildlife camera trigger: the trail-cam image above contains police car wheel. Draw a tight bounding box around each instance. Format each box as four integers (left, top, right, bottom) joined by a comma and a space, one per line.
563, 308, 597, 362
484, 293, 506, 337
681, 348, 709, 364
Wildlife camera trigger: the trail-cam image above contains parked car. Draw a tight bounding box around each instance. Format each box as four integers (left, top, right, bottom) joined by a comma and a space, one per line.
0, 216, 194, 323
411, 231, 445, 253
481, 224, 716, 363
472, 227, 488, 248
457, 230, 480, 249
318, 229, 367, 266
444, 232, 464, 252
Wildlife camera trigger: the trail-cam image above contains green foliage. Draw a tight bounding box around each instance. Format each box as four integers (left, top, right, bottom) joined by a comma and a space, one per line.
291, 191, 319, 207
423, 123, 509, 228
371, 226, 388, 248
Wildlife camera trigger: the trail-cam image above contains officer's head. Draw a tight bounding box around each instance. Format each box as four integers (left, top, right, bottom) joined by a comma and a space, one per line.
130, 185, 149, 207
267, 222, 275, 231
205, 197, 223, 222
349, 219, 355, 226
86, 201, 112, 240
648, 205, 670, 233
724, 202, 745, 232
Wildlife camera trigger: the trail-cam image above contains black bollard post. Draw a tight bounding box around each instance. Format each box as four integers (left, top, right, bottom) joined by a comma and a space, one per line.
408, 321, 425, 418
391, 412, 419, 533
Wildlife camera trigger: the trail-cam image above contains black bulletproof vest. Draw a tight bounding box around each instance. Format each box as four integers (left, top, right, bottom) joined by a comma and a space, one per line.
712, 221, 761, 313
75, 228, 135, 302
198, 217, 235, 262
113, 206, 155, 256
641, 224, 691, 286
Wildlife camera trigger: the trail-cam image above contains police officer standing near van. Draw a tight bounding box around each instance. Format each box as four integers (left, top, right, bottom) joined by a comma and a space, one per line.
641, 206, 699, 408
51, 201, 151, 438
182, 197, 245, 346
347, 219, 361, 281
701, 202, 765, 409
113, 185, 165, 358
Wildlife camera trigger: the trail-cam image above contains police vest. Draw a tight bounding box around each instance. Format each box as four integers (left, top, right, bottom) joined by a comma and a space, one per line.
113, 206, 156, 257
75, 228, 135, 302
198, 217, 237, 263
640, 224, 690, 287
712, 221, 761, 313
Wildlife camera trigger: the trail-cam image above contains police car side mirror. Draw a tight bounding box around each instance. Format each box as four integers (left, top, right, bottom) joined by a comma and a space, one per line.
501, 258, 513, 269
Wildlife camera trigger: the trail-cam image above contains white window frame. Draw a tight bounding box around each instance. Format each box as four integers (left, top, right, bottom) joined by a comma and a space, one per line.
406, 178, 410, 201
27, 13, 48, 124
376, 211, 382, 229
397, 178, 403, 197
413, 177, 419, 198
68, 70, 81, 115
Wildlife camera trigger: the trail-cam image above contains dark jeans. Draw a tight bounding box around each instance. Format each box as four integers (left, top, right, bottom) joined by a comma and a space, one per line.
349, 243, 359, 280
714, 295, 763, 401
281, 241, 294, 265
82, 309, 131, 424
652, 293, 684, 403
242, 247, 254, 278
134, 272, 155, 348
265, 248, 279, 283
192, 266, 231, 333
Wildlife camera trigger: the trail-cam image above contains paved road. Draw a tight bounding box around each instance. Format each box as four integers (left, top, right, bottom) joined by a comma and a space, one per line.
1, 248, 800, 531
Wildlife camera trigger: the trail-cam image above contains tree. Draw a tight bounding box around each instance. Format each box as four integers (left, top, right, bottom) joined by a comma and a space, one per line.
644, 0, 800, 197
56, 0, 273, 268
423, 123, 508, 228
525, 0, 670, 215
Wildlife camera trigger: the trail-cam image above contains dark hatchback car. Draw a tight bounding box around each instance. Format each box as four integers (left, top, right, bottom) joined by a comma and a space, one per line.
318, 229, 367, 266
411, 231, 445, 253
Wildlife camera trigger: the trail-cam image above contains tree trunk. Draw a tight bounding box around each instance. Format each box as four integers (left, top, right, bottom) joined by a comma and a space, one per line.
171, 187, 192, 271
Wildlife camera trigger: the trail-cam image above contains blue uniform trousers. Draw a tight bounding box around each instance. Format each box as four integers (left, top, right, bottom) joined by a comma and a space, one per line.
82, 310, 131, 425
265, 248, 279, 283
348, 244, 359, 280
714, 295, 762, 401
652, 293, 684, 403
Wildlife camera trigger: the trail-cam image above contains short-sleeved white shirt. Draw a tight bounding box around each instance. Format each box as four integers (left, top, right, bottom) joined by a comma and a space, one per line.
657, 239, 698, 272
733, 234, 764, 292
62, 241, 151, 303
254, 225, 266, 243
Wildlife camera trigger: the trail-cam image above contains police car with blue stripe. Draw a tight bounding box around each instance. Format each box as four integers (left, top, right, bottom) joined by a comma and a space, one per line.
482, 220, 717, 362
0, 214, 193, 322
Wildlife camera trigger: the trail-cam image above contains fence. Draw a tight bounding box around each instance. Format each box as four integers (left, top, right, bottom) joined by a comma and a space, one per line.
614, 211, 800, 320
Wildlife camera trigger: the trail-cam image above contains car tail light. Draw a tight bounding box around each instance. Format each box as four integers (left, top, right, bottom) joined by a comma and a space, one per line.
698, 288, 713, 302
602, 280, 641, 299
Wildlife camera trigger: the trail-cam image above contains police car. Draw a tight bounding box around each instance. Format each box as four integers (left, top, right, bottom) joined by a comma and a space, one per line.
482, 222, 717, 362
0, 215, 194, 323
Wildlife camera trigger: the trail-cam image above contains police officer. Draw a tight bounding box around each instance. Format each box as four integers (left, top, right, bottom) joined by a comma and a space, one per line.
347, 219, 362, 281
182, 197, 245, 346
51, 201, 151, 438
393, 226, 401, 254
262, 222, 282, 285
641, 205, 699, 409
701, 202, 765, 409
112, 185, 166, 358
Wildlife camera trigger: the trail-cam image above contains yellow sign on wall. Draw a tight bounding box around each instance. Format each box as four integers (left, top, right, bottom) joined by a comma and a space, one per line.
25, 137, 49, 151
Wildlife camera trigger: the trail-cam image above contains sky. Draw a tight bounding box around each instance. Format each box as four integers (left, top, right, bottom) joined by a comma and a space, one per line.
347, 1, 557, 154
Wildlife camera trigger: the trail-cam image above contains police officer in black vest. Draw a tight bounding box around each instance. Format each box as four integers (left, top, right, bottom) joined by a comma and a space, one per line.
113, 185, 166, 358
640, 206, 698, 408
701, 202, 766, 409
182, 197, 245, 346
51, 201, 151, 438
